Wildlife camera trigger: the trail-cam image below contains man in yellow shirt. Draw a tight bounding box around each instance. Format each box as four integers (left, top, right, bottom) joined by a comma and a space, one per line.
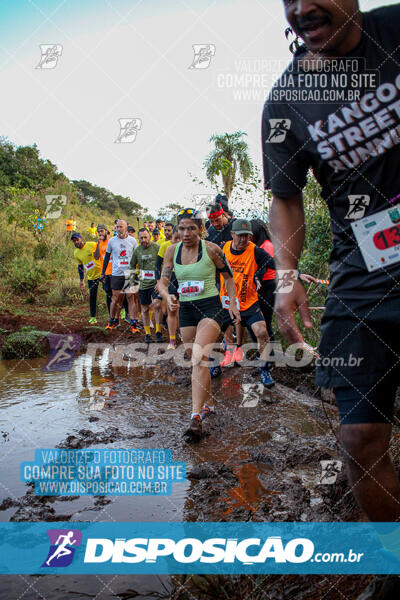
88, 222, 97, 238
71, 232, 101, 324
155, 219, 166, 242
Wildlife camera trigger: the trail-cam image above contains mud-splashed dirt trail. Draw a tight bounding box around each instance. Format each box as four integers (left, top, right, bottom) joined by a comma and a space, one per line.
1, 344, 394, 599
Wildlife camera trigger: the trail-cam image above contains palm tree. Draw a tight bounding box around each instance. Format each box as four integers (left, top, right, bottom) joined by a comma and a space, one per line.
203, 131, 253, 199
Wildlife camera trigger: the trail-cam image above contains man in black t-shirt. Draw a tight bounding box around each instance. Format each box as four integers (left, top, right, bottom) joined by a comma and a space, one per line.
263, 0, 400, 567
206, 200, 268, 247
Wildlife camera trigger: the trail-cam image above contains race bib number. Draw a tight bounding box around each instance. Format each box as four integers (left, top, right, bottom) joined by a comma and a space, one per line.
84, 260, 96, 271
140, 270, 155, 280
177, 280, 204, 297
118, 258, 129, 268
221, 295, 240, 310
351, 206, 400, 272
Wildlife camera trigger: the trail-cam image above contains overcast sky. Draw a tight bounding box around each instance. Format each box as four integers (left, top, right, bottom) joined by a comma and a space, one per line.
1, 0, 397, 216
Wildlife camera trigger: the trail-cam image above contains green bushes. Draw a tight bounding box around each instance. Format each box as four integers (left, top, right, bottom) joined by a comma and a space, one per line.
46, 277, 82, 306
8, 256, 46, 293
1, 326, 49, 359
33, 241, 49, 260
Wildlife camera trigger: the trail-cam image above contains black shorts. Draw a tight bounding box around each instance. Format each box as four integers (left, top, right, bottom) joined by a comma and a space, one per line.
111, 275, 126, 291
221, 302, 265, 332
334, 380, 398, 425
139, 287, 161, 306
179, 295, 224, 329
316, 294, 400, 424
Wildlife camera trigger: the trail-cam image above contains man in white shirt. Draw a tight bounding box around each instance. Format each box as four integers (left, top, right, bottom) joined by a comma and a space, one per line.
100, 220, 138, 331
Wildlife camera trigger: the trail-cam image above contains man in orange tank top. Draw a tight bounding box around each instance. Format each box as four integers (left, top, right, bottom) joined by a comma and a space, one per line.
219, 219, 275, 388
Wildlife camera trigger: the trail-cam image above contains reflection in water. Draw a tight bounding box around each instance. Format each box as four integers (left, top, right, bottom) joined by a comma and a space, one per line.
0, 349, 188, 521
222, 463, 275, 514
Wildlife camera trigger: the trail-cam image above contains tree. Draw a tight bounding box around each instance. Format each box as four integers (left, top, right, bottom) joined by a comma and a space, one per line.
300, 172, 331, 279
72, 180, 143, 217
1, 186, 38, 239
158, 203, 185, 221
0, 138, 63, 191
203, 131, 253, 198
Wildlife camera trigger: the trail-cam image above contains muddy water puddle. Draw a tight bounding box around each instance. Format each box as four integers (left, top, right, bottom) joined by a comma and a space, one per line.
0, 354, 189, 522
0, 347, 348, 598
0, 350, 341, 524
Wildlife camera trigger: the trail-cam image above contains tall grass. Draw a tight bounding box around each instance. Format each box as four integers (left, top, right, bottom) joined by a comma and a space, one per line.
0, 203, 137, 310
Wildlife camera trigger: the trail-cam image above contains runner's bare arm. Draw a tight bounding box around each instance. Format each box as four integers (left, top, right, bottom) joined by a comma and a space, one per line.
206, 242, 240, 324
93, 241, 100, 260
128, 248, 139, 284
206, 241, 233, 276
269, 193, 312, 343
157, 244, 175, 299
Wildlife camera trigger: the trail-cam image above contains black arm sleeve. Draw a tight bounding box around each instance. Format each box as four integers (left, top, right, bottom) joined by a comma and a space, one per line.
102, 252, 111, 277
254, 246, 275, 281
78, 264, 84, 281
156, 255, 163, 280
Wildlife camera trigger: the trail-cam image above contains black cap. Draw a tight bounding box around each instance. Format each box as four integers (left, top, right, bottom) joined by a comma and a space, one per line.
215, 193, 229, 211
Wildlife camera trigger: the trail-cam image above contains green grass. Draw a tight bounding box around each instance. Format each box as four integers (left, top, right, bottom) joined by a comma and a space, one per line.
0, 202, 141, 313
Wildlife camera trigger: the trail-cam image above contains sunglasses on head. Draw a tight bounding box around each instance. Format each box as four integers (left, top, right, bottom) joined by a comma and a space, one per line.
177, 208, 196, 216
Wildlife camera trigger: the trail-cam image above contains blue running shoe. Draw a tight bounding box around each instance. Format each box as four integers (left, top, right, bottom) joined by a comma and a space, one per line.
201, 405, 215, 420
209, 364, 222, 379
260, 367, 275, 388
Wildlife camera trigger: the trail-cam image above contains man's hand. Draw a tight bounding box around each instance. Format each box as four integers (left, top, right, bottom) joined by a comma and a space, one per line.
167, 294, 179, 312
229, 305, 241, 325
300, 273, 318, 284
275, 280, 312, 344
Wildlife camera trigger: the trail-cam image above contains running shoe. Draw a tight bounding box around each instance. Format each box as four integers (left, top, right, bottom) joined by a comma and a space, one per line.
144, 333, 153, 344
130, 324, 140, 334
260, 367, 275, 388
233, 345, 244, 365
88, 317, 97, 325
167, 340, 176, 350
209, 364, 222, 378
105, 319, 119, 330
155, 332, 163, 343
120, 308, 126, 320
184, 415, 202, 440
201, 406, 214, 420
124, 315, 131, 324
221, 349, 234, 367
